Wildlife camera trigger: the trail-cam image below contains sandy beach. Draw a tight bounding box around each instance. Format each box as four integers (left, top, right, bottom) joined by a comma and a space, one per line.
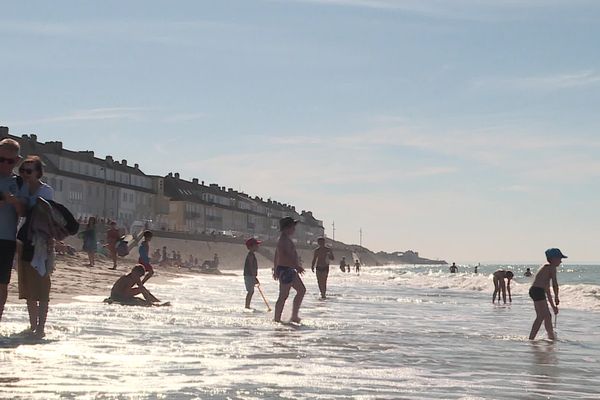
5, 253, 210, 305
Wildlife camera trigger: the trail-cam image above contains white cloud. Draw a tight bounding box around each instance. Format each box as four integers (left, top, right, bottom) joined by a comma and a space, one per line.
473, 70, 600, 91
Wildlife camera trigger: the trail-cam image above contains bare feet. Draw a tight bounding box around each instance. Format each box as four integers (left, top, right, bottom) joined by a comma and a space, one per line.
290, 317, 302, 324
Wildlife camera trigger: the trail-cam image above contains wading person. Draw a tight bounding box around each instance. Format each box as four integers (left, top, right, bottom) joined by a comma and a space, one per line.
244, 238, 261, 309
311, 237, 334, 300
17, 156, 54, 338
529, 248, 564, 341
273, 217, 305, 324
492, 270, 514, 304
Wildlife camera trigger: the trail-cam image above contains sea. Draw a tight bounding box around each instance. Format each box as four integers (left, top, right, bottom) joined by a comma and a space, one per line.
1, 263, 599, 399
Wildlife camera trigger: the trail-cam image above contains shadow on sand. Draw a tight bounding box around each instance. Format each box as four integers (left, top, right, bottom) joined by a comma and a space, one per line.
0, 330, 56, 349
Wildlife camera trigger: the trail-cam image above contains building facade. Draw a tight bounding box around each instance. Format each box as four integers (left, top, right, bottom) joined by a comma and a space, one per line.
0, 127, 325, 242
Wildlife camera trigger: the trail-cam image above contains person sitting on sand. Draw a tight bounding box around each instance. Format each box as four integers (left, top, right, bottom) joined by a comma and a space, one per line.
109, 265, 158, 306
138, 231, 154, 284
273, 217, 305, 324
311, 237, 334, 299
492, 270, 514, 304
529, 248, 564, 341
244, 238, 261, 309
524, 268, 533, 277
449, 263, 458, 273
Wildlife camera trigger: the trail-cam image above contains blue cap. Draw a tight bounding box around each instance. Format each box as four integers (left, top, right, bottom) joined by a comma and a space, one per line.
545, 248, 567, 259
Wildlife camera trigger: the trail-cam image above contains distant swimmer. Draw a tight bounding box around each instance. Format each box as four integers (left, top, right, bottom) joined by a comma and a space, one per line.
524, 268, 533, 277
273, 217, 305, 324
354, 260, 361, 275
449, 263, 458, 273
340, 257, 348, 273
529, 248, 565, 341
311, 237, 334, 300
492, 270, 514, 304
109, 265, 160, 306
474, 264, 479, 274
244, 238, 261, 309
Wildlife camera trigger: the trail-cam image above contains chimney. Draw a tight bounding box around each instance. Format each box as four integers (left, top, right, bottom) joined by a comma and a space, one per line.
167, 172, 173, 178
222, 186, 226, 191
192, 178, 199, 184
201, 181, 205, 185
106, 156, 113, 164
0, 126, 8, 138
121, 159, 127, 166
134, 163, 139, 169
228, 188, 233, 192
31, 134, 37, 142
174, 172, 180, 179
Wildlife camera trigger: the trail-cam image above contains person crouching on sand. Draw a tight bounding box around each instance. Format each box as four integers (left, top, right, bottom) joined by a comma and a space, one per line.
492, 270, 514, 304
311, 237, 334, 300
110, 264, 158, 306
273, 217, 305, 323
244, 237, 261, 309
529, 248, 564, 341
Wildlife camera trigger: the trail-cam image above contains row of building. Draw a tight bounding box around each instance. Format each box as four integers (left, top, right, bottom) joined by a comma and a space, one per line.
0, 127, 325, 244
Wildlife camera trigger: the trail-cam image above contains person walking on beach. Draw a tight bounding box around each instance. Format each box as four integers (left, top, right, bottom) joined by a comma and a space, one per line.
354, 259, 361, 275
138, 230, 154, 284
273, 217, 305, 324
17, 156, 54, 338
244, 238, 261, 309
311, 237, 334, 300
0, 138, 26, 325
106, 221, 120, 270
529, 248, 564, 341
492, 270, 514, 304
80, 217, 97, 267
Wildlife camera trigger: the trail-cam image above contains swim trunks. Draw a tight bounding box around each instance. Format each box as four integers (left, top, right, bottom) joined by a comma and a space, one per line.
0, 240, 17, 285
529, 286, 546, 302
244, 275, 256, 293
276, 266, 297, 285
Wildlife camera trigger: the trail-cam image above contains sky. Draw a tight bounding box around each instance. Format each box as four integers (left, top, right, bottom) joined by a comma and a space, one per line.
1, 0, 599, 263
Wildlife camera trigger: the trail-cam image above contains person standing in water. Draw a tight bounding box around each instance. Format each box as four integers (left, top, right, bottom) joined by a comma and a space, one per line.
17, 156, 54, 338
311, 237, 334, 300
138, 231, 154, 284
524, 268, 533, 277
244, 238, 261, 309
449, 263, 458, 273
529, 248, 564, 341
354, 259, 361, 275
339, 256, 348, 273
492, 270, 514, 304
273, 217, 305, 324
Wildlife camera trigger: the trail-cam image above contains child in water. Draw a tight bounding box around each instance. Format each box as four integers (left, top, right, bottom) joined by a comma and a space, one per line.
244, 238, 261, 309
528, 248, 564, 341
273, 217, 305, 323
110, 264, 158, 306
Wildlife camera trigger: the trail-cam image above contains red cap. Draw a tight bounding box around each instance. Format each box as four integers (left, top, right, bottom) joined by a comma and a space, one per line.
245, 238, 262, 248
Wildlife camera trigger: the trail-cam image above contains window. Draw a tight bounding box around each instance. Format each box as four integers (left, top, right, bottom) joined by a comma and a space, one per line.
123, 193, 127, 202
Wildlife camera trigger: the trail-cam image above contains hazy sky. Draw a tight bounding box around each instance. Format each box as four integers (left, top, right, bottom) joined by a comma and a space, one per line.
1, 0, 599, 263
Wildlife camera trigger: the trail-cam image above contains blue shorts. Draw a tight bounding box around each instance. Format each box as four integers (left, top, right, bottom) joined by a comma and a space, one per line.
244, 275, 256, 293
276, 266, 297, 285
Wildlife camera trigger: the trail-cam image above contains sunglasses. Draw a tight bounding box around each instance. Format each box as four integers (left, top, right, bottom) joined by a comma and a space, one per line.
19, 168, 35, 175
0, 157, 17, 165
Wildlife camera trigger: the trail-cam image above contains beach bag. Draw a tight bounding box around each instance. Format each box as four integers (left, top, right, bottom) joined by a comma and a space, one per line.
116, 239, 129, 257
48, 200, 79, 236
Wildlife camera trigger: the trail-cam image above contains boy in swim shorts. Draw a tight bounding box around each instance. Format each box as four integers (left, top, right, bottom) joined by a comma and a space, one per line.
110, 265, 157, 305
311, 237, 334, 299
273, 217, 305, 323
528, 248, 564, 341
244, 238, 261, 309
138, 230, 154, 284
492, 270, 514, 304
